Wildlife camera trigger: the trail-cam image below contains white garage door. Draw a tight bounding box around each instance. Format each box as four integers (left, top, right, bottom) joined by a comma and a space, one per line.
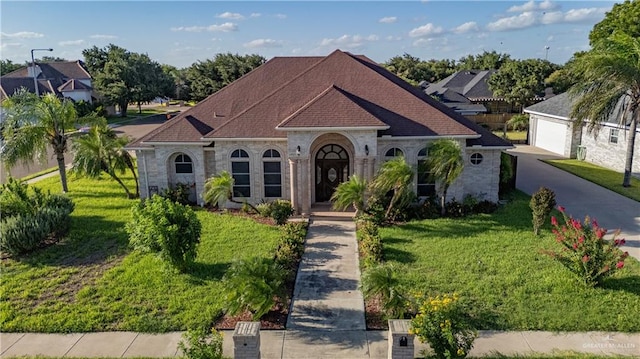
534, 118, 567, 155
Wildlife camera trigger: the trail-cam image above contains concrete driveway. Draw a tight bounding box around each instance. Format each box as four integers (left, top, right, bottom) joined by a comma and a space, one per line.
508, 145, 640, 260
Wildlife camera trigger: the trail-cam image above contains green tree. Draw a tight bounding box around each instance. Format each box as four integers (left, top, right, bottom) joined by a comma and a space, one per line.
330, 174, 367, 216
507, 114, 529, 132
589, 0, 640, 45
425, 139, 464, 216
370, 157, 414, 221
361, 264, 407, 319
0, 59, 22, 76
384, 53, 434, 85
71, 122, 139, 198
488, 59, 559, 112
1, 90, 95, 192
568, 32, 640, 187
185, 53, 266, 101
457, 50, 511, 71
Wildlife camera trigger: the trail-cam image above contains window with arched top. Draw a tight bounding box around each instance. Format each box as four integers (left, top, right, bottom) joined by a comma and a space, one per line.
263, 149, 282, 197
175, 153, 193, 174
231, 149, 250, 197
385, 147, 404, 158
417, 147, 436, 197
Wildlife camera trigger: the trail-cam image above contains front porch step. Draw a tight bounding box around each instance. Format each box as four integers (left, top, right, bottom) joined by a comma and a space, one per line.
309, 203, 355, 222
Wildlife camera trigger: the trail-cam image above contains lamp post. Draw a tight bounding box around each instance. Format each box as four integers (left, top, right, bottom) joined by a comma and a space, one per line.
31, 48, 53, 96
544, 46, 550, 61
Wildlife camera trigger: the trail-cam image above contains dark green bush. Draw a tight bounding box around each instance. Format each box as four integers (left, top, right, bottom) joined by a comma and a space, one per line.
126, 195, 202, 272
356, 217, 383, 268
274, 222, 307, 273
270, 199, 294, 225
445, 198, 466, 218
530, 187, 556, 235
0, 179, 74, 256
160, 182, 193, 205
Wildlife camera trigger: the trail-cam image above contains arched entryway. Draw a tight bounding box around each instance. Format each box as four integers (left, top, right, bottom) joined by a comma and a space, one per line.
315, 144, 349, 202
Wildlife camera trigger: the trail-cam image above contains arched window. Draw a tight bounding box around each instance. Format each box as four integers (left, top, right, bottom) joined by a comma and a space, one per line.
470, 153, 484, 165
263, 149, 282, 197
175, 153, 193, 174
417, 147, 436, 197
231, 149, 250, 197
385, 147, 404, 158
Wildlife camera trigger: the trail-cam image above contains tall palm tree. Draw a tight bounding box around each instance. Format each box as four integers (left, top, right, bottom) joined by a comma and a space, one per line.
569, 32, 639, 187
425, 139, 464, 216
203, 171, 258, 213
71, 123, 139, 198
369, 157, 414, 221
330, 174, 367, 216
1, 90, 93, 192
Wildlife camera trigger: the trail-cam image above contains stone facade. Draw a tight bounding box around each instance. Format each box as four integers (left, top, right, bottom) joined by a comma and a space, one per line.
580, 123, 640, 177
136, 131, 505, 211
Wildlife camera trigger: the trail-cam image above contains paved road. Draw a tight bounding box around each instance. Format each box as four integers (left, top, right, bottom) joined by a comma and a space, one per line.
508, 145, 640, 261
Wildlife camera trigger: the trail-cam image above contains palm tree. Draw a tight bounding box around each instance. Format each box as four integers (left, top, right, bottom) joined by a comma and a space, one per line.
369, 157, 414, 221
203, 171, 258, 213
330, 174, 367, 216
1, 90, 95, 192
71, 123, 139, 198
425, 139, 464, 216
360, 264, 407, 319
569, 32, 639, 187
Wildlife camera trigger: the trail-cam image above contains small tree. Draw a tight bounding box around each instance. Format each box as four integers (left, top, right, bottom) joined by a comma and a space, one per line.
361, 264, 408, 319
126, 195, 201, 272
425, 139, 464, 216
203, 171, 258, 213
530, 187, 556, 235
331, 174, 367, 216
369, 157, 414, 221
507, 114, 529, 132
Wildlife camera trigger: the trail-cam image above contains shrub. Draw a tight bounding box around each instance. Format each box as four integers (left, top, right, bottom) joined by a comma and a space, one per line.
444, 198, 465, 218
410, 197, 441, 220
178, 326, 224, 359
222, 257, 286, 320
270, 199, 294, 225
356, 218, 383, 268
543, 206, 630, 287
126, 195, 202, 272
160, 182, 193, 205
411, 293, 477, 359
256, 202, 272, 217
0, 179, 74, 256
530, 187, 556, 235
361, 264, 408, 319
274, 222, 307, 272
475, 200, 498, 214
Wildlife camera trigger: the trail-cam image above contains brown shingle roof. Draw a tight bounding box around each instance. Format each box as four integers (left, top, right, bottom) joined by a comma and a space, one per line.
137, 50, 511, 148
58, 79, 92, 92
3, 61, 91, 80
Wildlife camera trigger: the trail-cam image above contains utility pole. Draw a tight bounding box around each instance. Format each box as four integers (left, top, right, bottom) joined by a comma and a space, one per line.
30, 48, 53, 96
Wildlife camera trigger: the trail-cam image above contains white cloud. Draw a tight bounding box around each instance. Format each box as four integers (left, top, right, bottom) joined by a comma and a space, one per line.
547, 35, 554, 42
275, 14, 287, 19
540, 11, 564, 24
1, 31, 44, 39
171, 22, 238, 33
409, 23, 444, 38
319, 34, 379, 49
453, 21, 479, 34
379, 16, 397, 24
386, 35, 402, 41
564, 7, 607, 22
217, 12, 244, 20
486, 11, 537, 31
59, 40, 85, 46
243, 39, 284, 48
90, 34, 117, 39
0, 42, 22, 49
250, 13, 261, 18
508, 0, 558, 13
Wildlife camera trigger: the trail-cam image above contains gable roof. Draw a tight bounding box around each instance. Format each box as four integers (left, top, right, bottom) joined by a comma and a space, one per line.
426, 70, 497, 100
524, 92, 572, 119
1, 61, 92, 100
134, 50, 511, 148
3, 61, 91, 80
58, 79, 92, 92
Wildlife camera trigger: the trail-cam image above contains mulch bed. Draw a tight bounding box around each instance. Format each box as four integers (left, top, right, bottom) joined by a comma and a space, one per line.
365, 295, 388, 330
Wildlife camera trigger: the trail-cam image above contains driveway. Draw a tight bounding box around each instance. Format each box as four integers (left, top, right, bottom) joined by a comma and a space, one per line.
508, 145, 640, 261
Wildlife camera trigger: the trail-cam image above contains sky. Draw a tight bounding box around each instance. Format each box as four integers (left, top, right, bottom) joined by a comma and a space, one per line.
0, 0, 618, 69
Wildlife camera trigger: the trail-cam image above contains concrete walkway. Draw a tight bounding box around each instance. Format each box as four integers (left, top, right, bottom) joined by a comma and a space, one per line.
509, 145, 640, 261
2, 330, 639, 357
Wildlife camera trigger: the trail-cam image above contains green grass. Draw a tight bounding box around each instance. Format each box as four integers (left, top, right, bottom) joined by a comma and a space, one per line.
20, 166, 58, 182
543, 159, 640, 202
105, 108, 169, 124
0, 173, 281, 333
379, 191, 640, 332
492, 130, 527, 141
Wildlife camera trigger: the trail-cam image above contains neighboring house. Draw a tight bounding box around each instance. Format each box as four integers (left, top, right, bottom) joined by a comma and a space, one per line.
525, 92, 639, 177
424, 70, 507, 115
128, 50, 512, 213
0, 61, 93, 103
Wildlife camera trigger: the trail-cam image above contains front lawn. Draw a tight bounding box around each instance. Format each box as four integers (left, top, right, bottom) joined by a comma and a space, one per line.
379, 192, 640, 332
0, 174, 281, 333
543, 159, 640, 202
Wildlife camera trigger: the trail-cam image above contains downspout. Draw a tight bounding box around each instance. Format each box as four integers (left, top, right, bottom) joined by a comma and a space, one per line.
142, 150, 149, 198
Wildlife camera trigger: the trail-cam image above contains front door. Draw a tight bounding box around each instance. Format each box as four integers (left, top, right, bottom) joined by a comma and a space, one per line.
315, 144, 349, 202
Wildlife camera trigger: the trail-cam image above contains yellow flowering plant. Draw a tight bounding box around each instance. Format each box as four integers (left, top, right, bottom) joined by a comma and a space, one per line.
410, 293, 476, 359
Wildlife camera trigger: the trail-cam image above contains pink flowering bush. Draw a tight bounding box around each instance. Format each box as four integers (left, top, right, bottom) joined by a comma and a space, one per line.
544, 206, 629, 287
